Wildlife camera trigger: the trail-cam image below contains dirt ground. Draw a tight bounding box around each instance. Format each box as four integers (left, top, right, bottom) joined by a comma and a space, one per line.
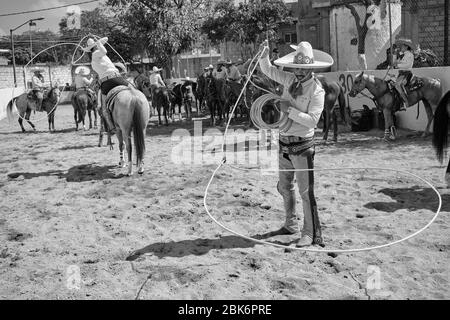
0, 103, 449, 300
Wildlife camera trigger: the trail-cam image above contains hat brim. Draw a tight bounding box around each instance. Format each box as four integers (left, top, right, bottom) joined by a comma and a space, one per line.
396, 39, 413, 48
274, 49, 334, 69
74, 66, 90, 75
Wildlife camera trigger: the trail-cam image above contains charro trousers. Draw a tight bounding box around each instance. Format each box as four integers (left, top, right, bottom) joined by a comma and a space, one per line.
277, 149, 323, 244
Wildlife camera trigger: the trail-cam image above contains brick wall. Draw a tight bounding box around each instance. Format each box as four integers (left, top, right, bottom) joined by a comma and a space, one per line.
0, 65, 72, 89
415, 0, 449, 65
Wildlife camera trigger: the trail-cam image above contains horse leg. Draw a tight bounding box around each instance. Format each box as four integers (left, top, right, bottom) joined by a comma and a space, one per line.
157, 104, 162, 126
382, 107, 396, 141
47, 111, 52, 132
323, 107, 330, 141
422, 99, 434, 137
51, 112, 55, 132
74, 108, 79, 131
332, 107, 338, 142
88, 109, 92, 130
117, 129, 126, 167
98, 124, 103, 147
25, 109, 36, 132
446, 158, 450, 187
94, 108, 98, 129
125, 131, 133, 176
18, 113, 26, 133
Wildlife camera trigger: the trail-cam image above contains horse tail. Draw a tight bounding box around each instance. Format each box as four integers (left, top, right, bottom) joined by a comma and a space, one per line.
432, 91, 450, 163
338, 86, 347, 125
6, 97, 17, 122
132, 93, 146, 164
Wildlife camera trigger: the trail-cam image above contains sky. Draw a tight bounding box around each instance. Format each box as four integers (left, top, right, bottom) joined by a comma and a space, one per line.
0, 0, 102, 36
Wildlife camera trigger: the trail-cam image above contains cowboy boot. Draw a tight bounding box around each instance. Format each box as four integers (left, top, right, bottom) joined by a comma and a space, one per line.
101, 95, 116, 135
399, 85, 408, 111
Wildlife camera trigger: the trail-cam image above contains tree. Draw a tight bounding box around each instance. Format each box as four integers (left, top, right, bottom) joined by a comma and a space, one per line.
106, 0, 213, 71
202, 0, 292, 58
345, 0, 383, 69
59, 5, 138, 64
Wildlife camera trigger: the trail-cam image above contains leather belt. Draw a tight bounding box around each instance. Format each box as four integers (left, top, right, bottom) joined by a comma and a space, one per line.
99, 73, 121, 84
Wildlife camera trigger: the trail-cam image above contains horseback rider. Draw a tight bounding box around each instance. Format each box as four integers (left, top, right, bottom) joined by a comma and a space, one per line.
82, 37, 130, 134
74, 66, 96, 103
225, 59, 243, 98
149, 66, 166, 95
213, 59, 228, 80
31, 70, 44, 111
393, 38, 414, 111
259, 40, 333, 247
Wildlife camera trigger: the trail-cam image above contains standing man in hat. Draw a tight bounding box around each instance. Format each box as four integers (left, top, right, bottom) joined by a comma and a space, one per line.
258, 40, 333, 247
225, 59, 242, 98
31, 70, 45, 111
393, 38, 415, 111
82, 37, 129, 134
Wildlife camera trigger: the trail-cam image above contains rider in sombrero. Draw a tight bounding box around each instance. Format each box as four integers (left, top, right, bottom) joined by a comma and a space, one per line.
74, 66, 96, 103
259, 39, 333, 247
82, 37, 129, 134
149, 66, 166, 95
393, 37, 415, 111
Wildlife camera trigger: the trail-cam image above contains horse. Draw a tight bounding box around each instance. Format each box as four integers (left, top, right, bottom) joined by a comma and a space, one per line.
316, 75, 348, 142
196, 73, 207, 114
204, 75, 224, 126
134, 73, 154, 116
107, 86, 150, 175
7, 86, 61, 132
71, 88, 98, 131
349, 71, 442, 140
152, 86, 172, 126
181, 80, 197, 119
432, 91, 450, 186
169, 83, 184, 121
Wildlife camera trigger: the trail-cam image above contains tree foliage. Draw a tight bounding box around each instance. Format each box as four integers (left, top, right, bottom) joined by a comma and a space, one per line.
202, 0, 292, 46
106, 0, 213, 68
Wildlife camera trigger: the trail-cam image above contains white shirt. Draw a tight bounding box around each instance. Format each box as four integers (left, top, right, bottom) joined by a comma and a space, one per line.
74, 74, 92, 89
31, 75, 44, 89
149, 73, 166, 87
91, 41, 119, 79
259, 55, 325, 138
395, 50, 414, 70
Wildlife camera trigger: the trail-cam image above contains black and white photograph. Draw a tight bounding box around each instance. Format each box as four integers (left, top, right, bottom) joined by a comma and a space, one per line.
0, 0, 448, 302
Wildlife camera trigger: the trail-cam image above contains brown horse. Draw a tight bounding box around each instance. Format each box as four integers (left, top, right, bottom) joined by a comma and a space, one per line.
108, 86, 150, 175
349, 71, 442, 140
7, 86, 61, 132
152, 86, 172, 125
71, 89, 98, 131
316, 75, 348, 142
432, 90, 450, 186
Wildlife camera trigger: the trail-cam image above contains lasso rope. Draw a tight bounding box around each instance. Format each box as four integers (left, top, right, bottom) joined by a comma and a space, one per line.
203, 44, 443, 253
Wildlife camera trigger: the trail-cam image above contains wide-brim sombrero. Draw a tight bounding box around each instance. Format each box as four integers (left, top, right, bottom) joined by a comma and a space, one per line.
274, 45, 334, 69
74, 65, 90, 76
396, 38, 413, 49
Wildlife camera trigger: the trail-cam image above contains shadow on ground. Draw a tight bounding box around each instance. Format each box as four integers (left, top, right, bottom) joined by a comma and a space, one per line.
364, 185, 450, 213
6, 163, 125, 182
126, 228, 298, 260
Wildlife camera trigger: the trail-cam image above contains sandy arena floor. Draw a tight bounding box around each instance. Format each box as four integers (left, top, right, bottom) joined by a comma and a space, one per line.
0, 104, 448, 299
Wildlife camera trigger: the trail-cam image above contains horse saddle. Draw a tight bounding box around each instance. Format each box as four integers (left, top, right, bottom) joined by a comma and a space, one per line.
105, 85, 130, 112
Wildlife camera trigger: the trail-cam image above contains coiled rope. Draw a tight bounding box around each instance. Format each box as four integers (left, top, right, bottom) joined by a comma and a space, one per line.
203, 44, 443, 253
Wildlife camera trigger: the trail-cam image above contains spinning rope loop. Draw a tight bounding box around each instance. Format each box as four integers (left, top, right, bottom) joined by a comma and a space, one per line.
203, 44, 443, 253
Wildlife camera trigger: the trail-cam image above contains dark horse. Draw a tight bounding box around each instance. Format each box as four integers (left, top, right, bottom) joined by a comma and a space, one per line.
204, 75, 224, 126
71, 88, 98, 131
196, 73, 207, 114
152, 86, 172, 126
7, 86, 61, 132
432, 90, 450, 186
316, 75, 348, 142
349, 71, 442, 140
